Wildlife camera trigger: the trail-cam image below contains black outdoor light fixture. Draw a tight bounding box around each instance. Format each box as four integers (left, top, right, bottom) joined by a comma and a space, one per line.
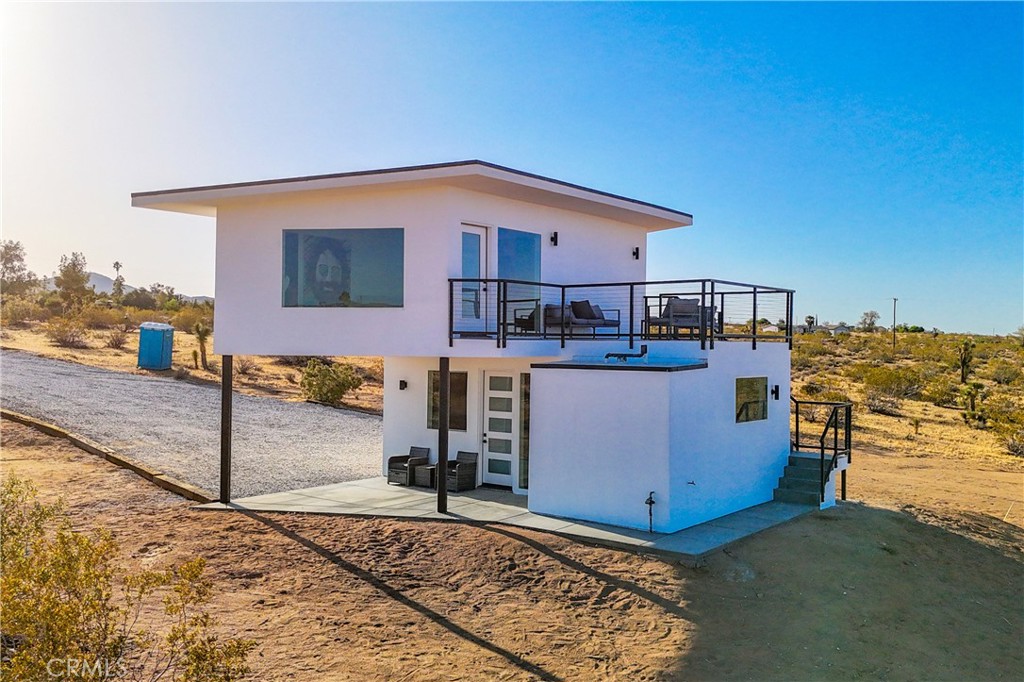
771, 384, 780, 400
550, 231, 558, 246
399, 380, 408, 390
632, 246, 640, 260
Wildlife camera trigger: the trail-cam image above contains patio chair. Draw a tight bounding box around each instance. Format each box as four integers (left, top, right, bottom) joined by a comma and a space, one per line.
446, 451, 478, 492
387, 446, 430, 486
646, 297, 713, 339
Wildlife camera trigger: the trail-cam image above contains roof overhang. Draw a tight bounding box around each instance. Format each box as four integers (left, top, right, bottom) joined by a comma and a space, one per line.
131, 160, 693, 231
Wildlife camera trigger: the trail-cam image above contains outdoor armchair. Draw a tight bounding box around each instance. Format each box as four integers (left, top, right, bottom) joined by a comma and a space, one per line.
446, 451, 478, 492
387, 446, 430, 486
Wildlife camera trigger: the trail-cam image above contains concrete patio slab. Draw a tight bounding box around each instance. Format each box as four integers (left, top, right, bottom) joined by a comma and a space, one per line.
198, 477, 817, 562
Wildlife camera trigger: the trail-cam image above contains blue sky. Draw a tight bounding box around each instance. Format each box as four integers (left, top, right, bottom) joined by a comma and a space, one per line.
2, 2, 1021, 333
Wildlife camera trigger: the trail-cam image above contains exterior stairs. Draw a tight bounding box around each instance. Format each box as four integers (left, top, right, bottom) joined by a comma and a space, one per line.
772, 453, 823, 505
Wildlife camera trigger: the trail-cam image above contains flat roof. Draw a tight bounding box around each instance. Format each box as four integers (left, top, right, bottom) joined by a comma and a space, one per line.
131, 160, 693, 231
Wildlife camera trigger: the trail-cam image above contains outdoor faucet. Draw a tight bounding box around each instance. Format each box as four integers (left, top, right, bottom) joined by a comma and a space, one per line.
605, 344, 649, 363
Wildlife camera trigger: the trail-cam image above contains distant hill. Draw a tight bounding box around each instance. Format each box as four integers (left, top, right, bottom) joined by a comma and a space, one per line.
42, 272, 212, 303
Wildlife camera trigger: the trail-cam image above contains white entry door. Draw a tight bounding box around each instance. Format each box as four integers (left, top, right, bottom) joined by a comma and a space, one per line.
458, 224, 488, 332
482, 372, 516, 487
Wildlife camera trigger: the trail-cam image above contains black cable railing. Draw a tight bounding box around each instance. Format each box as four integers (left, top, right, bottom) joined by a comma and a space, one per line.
448, 277, 795, 350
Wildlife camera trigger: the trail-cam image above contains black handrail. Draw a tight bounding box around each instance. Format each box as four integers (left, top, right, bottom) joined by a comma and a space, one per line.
791, 397, 853, 502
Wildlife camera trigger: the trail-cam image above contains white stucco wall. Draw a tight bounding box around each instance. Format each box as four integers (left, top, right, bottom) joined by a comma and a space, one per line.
212, 185, 651, 357
528, 367, 674, 531
666, 342, 792, 530
528, 342, 791, 533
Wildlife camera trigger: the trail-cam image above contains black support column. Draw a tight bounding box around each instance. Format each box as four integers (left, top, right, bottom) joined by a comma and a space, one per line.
220, 354, 233, 504
437, 356, 449, 514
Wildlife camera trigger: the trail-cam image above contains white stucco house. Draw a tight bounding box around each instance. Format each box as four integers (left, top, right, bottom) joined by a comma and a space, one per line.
132, 160, 851, 534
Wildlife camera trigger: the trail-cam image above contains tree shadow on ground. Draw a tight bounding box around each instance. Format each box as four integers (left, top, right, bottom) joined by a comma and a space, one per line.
241, 510, 563, 681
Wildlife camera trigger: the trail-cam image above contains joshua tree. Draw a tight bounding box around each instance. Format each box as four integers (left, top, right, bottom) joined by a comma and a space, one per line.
193, 321, 211, 371
956, 337, 975, 384
804, 315, 816, 329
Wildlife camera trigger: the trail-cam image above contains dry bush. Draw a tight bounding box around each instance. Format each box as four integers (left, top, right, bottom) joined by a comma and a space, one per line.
79, 305, 122, 329
174, 367, 190, 380
45, 316, 88, 348
0, 477, 254, 680
235, 356, 259, 376
104, 329, 128, 349
171, 307, 211, 333
273, 355, 327, 367
0, 297, 49, 327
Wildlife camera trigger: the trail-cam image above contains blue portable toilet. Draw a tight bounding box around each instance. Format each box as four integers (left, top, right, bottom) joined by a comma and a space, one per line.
138, 322, 174, 370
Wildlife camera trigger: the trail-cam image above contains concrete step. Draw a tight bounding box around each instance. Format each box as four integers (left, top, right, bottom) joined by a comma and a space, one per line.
784, 464, 822, 481
788, 454, 824, 468
777, 476, 820, 493
774, 488, 820, 505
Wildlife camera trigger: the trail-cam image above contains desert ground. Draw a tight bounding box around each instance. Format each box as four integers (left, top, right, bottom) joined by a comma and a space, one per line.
2, 420, 1021, 681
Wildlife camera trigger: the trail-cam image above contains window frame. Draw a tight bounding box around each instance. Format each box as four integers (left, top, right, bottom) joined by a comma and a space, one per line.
735, 376, 768, 423
427, 370, 469, 431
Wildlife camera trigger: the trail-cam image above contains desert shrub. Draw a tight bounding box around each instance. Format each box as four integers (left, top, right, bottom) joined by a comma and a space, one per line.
207, 360, 220, 375
1006, 430, 1024, 458
862, 366, 924, 399
300, 359, 362, 405
0, 477, 253, 680
174, 366, 191, 380
171, 307, 211, 333
801, 381, 825, 396
923, 376, 958, 406
45, 316, 88, 348
989, 360, 1022, 386
274, 355, 328, 367
1, 297, 49, 326
791, 353, 812, 370
79, 304, 122, 329
104, 329, 128, 349
192, 349, 200, 369
236, 356, 259, 375
121, 306, 165, 329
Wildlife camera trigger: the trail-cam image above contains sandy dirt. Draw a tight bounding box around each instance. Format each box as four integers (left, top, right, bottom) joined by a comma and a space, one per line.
0, 325, 384, 413
2, 421, 1021, 681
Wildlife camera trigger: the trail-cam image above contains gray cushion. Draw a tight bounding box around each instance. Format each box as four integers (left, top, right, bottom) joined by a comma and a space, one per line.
571, 299, 597, 320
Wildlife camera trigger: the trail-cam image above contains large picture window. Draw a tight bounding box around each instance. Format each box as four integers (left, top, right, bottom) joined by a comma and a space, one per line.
427, 371, 468, 431
282, 228, 404, 307
736, 377, 768, 423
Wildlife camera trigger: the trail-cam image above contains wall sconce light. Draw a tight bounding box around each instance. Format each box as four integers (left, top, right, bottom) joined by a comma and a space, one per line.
632, 247, 640, 260
399, 380, 408, 391
550, 231, 558, 246
771, 385, 780, 400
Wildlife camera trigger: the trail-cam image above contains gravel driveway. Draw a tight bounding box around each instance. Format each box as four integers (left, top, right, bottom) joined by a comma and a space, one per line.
0, 350, 382, 497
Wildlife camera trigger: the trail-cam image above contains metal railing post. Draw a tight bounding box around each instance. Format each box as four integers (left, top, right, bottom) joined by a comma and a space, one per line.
752, 286, 758, 350
628, 283, 635, 350
448, 280, 454, 348
559, 286, 566, 349
700, 280, 707, 351
502, 281, 509, 349
709, 280, 716, 350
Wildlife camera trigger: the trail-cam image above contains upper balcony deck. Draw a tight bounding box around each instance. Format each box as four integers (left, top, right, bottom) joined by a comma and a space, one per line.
449, 278, 795, 351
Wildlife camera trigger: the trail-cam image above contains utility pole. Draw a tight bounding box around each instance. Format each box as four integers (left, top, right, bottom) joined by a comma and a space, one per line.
892, 298, 898, 351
